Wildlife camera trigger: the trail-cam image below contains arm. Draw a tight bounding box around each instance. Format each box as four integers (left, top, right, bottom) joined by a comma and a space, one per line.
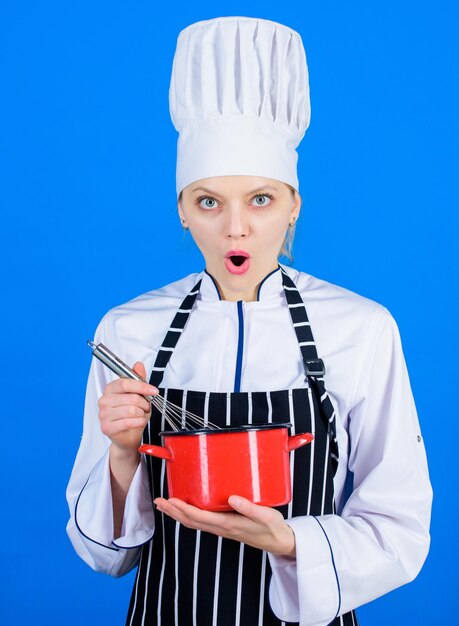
66, 314, 157, 577
109, 445, 142, 540
268, 306, 433, 625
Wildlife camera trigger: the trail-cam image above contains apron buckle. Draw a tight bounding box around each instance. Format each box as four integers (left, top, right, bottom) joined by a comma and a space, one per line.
303, 358, 326, 377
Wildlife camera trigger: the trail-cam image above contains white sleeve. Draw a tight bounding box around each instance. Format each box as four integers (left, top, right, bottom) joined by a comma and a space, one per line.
66, 313, 156, 577
267, 306, 433, 626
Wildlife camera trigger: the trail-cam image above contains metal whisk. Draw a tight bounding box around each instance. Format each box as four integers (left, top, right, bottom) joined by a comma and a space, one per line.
87, 340, 222, 432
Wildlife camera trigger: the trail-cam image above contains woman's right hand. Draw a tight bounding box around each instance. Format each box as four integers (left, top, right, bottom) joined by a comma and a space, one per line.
98, 362, 159, 455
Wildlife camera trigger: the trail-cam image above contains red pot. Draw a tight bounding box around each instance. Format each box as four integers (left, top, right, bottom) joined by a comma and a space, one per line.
139, 423, 313, 511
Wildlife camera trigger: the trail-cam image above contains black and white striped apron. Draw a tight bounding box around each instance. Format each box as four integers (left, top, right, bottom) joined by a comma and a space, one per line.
126, 267, 358, 626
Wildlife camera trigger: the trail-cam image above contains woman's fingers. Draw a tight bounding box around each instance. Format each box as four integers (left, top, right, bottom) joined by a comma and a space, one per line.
227, 496, 277, 524
154, 498, 235, 533
99, 393, 151, 414
132, 361, 147, 379
104, 377, 158, 398
103, 415, 150, 437
97, 360, 159, 452
153, 497, 296, 555
155, 497, 261, 535
100, 404, 147, 422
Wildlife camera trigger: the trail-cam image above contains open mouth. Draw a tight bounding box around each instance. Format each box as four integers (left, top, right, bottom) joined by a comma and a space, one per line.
224, 250, 251, 275
230, 255, 247, 267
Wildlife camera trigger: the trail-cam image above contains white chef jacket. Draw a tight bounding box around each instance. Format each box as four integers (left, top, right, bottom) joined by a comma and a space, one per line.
66, 263, 432, 626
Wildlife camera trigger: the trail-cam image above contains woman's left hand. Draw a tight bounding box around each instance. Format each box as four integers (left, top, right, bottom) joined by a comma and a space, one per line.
153, 496, 296, 557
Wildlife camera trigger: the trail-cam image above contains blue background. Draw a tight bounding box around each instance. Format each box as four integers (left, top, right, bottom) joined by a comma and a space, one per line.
1, 0, 457, 623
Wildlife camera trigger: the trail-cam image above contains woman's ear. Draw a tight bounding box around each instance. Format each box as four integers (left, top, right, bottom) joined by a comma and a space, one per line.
177, 203, 188, 230
177, 198, 186, 223
291, 190, 302, 222
177, 189, 191, 229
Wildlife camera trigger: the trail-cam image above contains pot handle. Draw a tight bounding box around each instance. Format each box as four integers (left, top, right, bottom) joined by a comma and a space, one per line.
287, 433, 314, 452
138, 443, 173, 460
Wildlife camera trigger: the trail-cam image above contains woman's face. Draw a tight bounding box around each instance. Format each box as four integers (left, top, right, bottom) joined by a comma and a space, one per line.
178, 175, 301, 301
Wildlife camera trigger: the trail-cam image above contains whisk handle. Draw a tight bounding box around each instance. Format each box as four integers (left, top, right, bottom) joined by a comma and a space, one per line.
139, 443, 173, 460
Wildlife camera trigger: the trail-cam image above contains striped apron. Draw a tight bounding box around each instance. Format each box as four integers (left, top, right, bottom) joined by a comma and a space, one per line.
126, 268, 358, 626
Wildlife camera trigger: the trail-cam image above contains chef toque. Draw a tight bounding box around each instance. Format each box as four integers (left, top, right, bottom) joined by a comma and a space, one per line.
169, 16, 311, 197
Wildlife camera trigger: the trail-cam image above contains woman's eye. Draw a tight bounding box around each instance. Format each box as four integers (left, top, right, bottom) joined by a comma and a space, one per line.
252, 194, 273, 207
198, 197, 218, 209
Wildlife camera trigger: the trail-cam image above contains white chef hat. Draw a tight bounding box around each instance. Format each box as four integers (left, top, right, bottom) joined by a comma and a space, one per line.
169, 16, 311, 197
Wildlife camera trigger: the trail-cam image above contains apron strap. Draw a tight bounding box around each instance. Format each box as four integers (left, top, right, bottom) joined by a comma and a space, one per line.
149, 279, 202, 388
280, 268, 339, 475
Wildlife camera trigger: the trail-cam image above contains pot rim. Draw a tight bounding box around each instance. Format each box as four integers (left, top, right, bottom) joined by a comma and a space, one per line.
159, 422, 292, 437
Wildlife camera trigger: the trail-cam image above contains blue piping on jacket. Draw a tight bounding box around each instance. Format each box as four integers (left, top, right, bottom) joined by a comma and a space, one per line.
234, 300, 244, 392
204, 269, 222, 300
74, 474, 154, 552
312, 515, 341, 622
74, 476, 119, 552
256, 265, 281, 300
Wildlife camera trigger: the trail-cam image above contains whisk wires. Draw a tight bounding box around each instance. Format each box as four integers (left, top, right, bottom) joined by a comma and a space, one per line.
150, 394, 222, 432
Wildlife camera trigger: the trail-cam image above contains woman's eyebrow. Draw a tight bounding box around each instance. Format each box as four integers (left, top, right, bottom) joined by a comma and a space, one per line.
190, 187, 220, 195
191, 185, 279, 196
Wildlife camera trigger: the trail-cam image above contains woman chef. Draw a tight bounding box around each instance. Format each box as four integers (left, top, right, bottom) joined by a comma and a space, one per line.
66, 16, 432, 626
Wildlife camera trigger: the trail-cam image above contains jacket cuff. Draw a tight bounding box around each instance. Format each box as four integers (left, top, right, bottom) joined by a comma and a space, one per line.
267, 551, 299, 623
75, 450, 155, 550
268, 515, 340, 626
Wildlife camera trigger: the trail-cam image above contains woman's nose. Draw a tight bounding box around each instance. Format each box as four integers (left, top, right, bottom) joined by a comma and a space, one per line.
225, 205, 249, 238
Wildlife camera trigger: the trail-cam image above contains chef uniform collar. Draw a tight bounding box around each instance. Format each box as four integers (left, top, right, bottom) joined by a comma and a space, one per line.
169, 16, 311, 197
199, 265, 286, 302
